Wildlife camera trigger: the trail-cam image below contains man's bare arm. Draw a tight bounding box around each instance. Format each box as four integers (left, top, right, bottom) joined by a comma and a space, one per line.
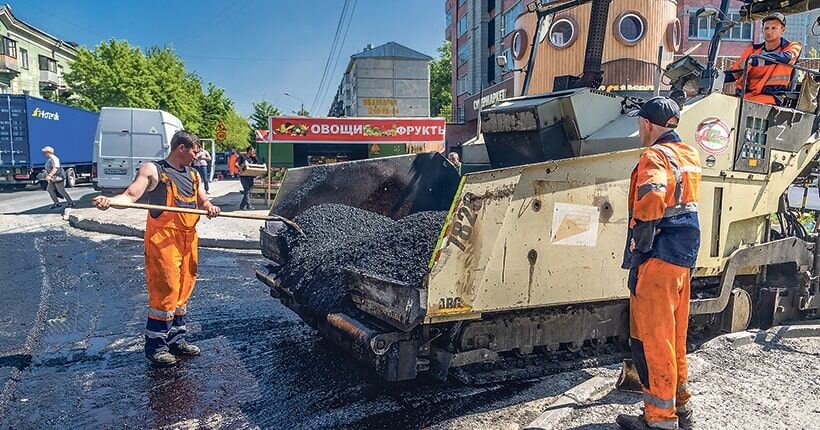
92, 163, 158, 210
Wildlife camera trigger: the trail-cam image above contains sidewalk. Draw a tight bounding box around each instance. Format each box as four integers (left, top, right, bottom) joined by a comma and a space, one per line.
66, 180, 271, 249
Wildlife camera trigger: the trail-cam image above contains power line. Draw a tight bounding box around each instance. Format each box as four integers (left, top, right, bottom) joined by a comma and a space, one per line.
310, 0, 351, 114
175, 0, 256, 48
318, 0, 357, 116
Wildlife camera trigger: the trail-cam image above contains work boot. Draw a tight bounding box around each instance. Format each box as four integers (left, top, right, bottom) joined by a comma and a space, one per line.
616, 414, 679, 430
678, 410, 695, 429
146, 350, 177, 367
168, 341, 201, 356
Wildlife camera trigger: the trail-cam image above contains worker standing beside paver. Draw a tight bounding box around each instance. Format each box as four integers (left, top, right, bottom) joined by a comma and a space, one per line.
91, 130, 221, 366
617, 97, 702, 430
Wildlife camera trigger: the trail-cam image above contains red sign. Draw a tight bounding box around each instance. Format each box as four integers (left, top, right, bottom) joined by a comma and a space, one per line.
268, 116, 446, 143
255, 130, 272, 142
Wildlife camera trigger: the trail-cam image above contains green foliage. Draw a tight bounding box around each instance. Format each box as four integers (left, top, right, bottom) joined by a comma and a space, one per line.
62, 39, 247, 146
250, 100, 281, 130
430, 40, 452, 117
219, 110, 252, 152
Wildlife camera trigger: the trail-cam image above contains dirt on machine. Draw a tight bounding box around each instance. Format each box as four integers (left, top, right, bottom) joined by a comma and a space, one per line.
256, 0, 820, 383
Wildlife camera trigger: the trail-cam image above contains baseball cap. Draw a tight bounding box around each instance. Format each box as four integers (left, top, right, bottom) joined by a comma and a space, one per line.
762, 12, 786, 26
627, 96, 681, 129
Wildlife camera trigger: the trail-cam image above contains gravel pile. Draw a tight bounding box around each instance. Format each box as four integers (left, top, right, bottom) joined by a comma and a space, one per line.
277, 204, 447, 318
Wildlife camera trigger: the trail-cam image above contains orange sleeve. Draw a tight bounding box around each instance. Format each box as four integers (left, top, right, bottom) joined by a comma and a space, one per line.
632, 148, 668, 223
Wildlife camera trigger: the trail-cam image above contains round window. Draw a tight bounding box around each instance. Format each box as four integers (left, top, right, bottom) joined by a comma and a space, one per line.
512, 29, 528, 60
548, 18, 577, 49
666, 19, 682, 52
615, 12, 646, 45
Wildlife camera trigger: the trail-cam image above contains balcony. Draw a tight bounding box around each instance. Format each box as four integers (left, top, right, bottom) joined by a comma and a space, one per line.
0, 54, 19, 74
39, 70, 60, 88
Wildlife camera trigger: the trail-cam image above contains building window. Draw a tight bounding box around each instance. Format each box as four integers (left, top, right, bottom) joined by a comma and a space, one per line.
688, 10, 752, 41
487, 55, 496, 83
458, 43, 471, 65
446, 9, 453, 28
458, 16, 468, 36
502, 1, 523, 36
548, 17, 578, 49
457, 75, 469, 95
614, 12, 646, 45
20, 48, 28, 69
1, 37, 17, 58
39, 55, 58, 73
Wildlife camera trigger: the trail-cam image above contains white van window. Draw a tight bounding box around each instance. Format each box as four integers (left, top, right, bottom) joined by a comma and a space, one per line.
132, 134, 165, 158
100, 132, 131, 157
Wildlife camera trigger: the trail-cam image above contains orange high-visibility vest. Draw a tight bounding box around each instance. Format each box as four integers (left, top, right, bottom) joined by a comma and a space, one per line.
731, 38, 802, 105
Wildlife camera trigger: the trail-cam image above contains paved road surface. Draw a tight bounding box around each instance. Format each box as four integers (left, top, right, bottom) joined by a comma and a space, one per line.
0, 184, 97, 214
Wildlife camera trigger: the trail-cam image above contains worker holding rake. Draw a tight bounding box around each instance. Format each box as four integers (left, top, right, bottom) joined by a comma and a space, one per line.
93, 130, 220, 367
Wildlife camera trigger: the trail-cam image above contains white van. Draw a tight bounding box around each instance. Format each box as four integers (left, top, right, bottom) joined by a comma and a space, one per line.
92, 108, 183, 192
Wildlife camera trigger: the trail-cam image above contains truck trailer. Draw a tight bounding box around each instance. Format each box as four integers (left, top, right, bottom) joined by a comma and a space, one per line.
0, 95, 98, 189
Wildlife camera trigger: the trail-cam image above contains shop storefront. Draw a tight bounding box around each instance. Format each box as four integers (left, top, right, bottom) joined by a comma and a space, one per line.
261, 116, 446, 168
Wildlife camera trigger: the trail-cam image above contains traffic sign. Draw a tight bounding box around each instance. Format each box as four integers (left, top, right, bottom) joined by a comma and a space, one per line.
216, 131, 227, 141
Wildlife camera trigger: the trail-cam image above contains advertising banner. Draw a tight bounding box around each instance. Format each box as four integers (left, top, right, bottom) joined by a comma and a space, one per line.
268, 116, 446, 144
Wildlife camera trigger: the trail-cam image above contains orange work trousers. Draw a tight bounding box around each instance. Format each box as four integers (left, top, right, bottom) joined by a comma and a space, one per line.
144, 224, 198, 353
629, 258, 692, 429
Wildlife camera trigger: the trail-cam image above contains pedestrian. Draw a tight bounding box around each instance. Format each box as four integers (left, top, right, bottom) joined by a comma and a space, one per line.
617, 97, 701, 430
41, 146, 75, 209
194, 145, 211, 193
228, 149, 238, 179
236, 146, 258, 210
91, 131, 221, 366
447, 151, 462, 174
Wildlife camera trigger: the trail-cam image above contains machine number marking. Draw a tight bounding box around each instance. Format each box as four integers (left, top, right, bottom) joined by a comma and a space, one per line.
449, 195, 482, 251
439, 296, 463, 309
774, 124, 786, 141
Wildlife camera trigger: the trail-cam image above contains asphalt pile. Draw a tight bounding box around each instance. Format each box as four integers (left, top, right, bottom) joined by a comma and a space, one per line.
277, 204, 447, 318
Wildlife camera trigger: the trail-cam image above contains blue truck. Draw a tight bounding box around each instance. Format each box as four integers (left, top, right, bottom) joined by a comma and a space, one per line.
0, 95, 99, 189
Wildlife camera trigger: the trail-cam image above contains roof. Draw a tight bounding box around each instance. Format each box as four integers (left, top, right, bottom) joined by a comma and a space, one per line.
351, 42, 432, 61
0, 5, 79, 57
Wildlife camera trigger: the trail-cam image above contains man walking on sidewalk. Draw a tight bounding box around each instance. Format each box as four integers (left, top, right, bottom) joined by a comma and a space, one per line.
235, 146, 258, 210
92, 130, 221, 366
617, 97, 702, 430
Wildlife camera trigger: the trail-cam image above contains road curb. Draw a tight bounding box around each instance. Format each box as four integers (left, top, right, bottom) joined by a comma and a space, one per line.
67, 213, 259, 250
523, 376, 612, 430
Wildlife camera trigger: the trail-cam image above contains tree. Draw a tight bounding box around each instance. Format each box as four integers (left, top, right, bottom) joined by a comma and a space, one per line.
250, 100, 281, 130
62, 39, 157, 111
220, 110, 252, 152
429, 40, 452, 118
294, 106, 310, 117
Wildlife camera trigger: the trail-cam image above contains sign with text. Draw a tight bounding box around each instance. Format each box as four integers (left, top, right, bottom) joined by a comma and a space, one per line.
268, 116, 446, 144
463, 78, 515, 122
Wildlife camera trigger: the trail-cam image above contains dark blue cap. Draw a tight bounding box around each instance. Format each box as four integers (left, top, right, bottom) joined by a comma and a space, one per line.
628, 96, 680, 129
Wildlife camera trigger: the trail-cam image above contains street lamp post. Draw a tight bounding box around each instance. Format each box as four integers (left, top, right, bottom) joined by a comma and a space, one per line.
283, 92, 305, 116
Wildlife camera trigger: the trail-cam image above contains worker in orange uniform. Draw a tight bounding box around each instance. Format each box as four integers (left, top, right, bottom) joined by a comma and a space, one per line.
228, 148, 239, 179
92, 131, 221, 366
616, 97, 702, 430
725, 12, 802, 106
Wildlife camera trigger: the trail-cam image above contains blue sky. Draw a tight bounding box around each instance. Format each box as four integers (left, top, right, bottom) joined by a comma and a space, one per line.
12, 1, 446, 116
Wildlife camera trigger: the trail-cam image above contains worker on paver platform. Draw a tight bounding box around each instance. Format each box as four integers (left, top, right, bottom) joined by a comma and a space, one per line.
725, 12, 802, 106
91, 131, 221, 366
617, 97, 702, 430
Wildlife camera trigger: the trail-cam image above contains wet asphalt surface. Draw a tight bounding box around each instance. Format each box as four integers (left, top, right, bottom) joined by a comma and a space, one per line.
0, 221, 561, 429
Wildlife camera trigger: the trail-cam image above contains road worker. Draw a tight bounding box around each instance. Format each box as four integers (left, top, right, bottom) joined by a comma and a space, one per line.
726, 12, 802, 106
92, 131, 220, 366
617, 97, 702, 430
